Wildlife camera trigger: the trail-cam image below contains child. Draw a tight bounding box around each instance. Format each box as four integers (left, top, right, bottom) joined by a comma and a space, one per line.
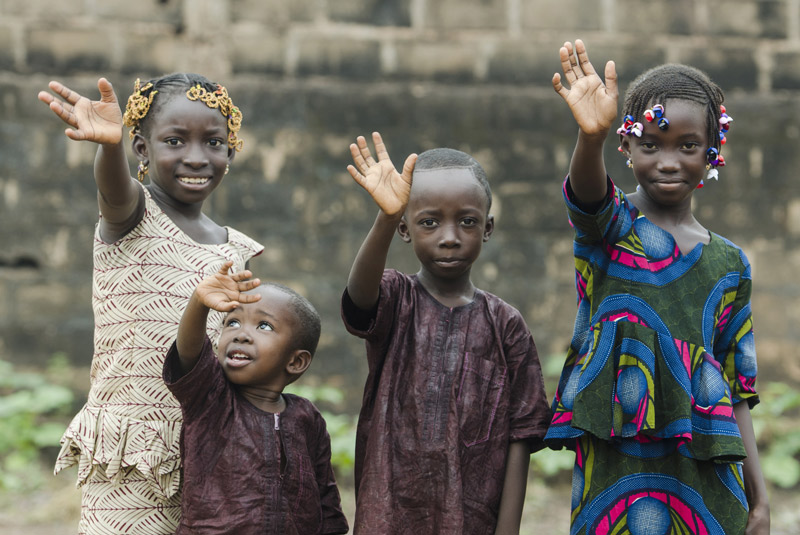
38, 74, 263, 533
544, 40, 770, 534
162, 262, 349, 534
341, 132, 552, 534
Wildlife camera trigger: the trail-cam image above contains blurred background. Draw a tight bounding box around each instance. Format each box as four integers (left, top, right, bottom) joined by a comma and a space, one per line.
1, 0, 799, 532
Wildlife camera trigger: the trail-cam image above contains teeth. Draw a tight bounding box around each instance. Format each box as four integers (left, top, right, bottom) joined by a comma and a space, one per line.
229, 352, 250, 360
179, 177, 209, 184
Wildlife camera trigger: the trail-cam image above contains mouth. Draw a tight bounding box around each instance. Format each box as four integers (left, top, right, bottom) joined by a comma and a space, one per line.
225, 350, 253, 368
177, 176, 211, 186
434, 258, 464, 267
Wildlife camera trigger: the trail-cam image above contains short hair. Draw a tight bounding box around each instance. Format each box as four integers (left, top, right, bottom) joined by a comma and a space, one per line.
262, 282, 321, 356
621, 64, 725, 151
413, 148, 492, 212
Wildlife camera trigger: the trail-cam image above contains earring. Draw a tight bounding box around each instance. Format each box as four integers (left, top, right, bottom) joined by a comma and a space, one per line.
224, 164, 230, 175
137, 162, 149, 182
626, 158, 633, 169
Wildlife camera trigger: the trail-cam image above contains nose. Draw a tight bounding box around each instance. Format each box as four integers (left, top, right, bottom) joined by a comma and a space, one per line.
232, 329, 252, 344
183, 142, 209, 168
657, 151, 680, 172
438, 224, 461, 248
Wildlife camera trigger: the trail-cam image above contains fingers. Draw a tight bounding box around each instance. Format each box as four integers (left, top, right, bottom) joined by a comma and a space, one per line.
372, 131, 390, 162
401, 153, 417, 181
217, 260, 234, 275
552, 72, 568, 99
558, 44, 578, 86
357, 134, 376, 167
48, 80, 82, 105
574, 39, 597, 77
349, 140, 369, 175
604, 60, 619, 100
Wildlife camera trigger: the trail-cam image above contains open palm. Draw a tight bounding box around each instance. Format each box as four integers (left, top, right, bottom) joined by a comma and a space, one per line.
38, 78, 123, 145
347, 132, 416, 217
552, 40, 618, 137
196, 263, 262, 312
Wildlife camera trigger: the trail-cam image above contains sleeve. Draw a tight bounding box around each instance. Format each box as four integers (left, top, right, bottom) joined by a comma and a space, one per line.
163, 335, 230, 421
311, 410, 350, 535
502, 308, 553, 452
340, 269, 403, 343
563, 175, 628, 245
714, 249, 759, 408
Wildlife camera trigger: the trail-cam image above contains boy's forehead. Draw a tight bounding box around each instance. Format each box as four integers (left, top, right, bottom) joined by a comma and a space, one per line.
409, 167, 488, 207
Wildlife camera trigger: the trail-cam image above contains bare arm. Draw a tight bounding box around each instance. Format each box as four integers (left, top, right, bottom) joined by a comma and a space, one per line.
733, 402, 771, 535
38, 78, 143, 238
552, 40, 619, 205
176, 262, 261, 374
494, 440, 531, 535
345, 132, 417, 310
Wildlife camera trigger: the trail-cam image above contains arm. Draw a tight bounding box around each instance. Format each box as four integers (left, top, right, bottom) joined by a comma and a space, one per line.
345, 132, 417, 310
494, 440, 531, 535
38, 78, 143, 239
552, 40, 619, 205
733, 402, 770, 535
175, 262, 261, 374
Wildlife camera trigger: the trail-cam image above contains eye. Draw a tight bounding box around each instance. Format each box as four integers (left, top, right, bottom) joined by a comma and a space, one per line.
225, 318, 241, 328
419, 218, 438, 228
208, 138, 225, 147
681, 141, 700, 150
164, 137, 183, 146
639, 141, 657, 150
461, 217, 479, 227
257, 321, 274, 331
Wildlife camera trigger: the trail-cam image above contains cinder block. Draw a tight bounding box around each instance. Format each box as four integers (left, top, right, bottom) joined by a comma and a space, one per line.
27, 28, 112, 73
93, 0, 181, 25
231, 30, 286, 75
329, 0, 411, 26
424, 0, 508, 29
772, 51, 800, 90
229, 0, 317, 27
520, 0, 601, 31
295, 36, 381, 79
392, 39, 481, 82
0, 0, 82, 18
614, 0, 695, 34
681, 47, 758, 91
707, 0, 787, 38
0, 25, 15, 71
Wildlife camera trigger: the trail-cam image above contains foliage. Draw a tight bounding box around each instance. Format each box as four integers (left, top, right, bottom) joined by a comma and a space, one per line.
284, 383, 358, 476
0, 354, 74, 492
753, 381, 800, 489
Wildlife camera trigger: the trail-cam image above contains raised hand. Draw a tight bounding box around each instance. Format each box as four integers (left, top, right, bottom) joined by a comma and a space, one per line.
38, 78, 124, 145
347, 132, 417, 217
195, 262, 262, 312
552, 40, 618, 137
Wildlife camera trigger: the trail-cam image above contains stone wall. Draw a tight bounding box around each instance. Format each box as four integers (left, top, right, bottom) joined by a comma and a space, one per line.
2, 0, 799, 405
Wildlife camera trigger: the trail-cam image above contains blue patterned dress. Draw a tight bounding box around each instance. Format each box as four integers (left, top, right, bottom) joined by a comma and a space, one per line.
545, 178, 758, 535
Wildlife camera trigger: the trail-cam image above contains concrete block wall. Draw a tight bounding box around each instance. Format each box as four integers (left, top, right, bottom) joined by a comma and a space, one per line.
1, 0, 799, 402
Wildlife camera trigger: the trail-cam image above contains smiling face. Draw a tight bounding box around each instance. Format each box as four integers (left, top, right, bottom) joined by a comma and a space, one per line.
216, 285, 303, 390
398, 167, 493, 284
622, 99, 709, 208
133, 94, 234, 206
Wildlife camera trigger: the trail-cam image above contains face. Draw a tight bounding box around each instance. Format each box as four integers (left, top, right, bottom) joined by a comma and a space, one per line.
216, 286, 303, 389
398, 168, 493, 282
622, 99, 709, 207
133, 94, 234, 206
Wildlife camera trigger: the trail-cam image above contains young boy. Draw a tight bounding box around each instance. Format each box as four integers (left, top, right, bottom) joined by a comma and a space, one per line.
163, 262, 349, 535
342, 132, 552, 534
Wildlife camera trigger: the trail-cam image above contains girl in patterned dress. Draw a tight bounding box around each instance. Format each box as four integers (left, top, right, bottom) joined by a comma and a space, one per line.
544, 40, 770, 534
38, 74, 263, 534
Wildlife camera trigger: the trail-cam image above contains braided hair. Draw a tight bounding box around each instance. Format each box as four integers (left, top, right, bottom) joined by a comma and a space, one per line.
621, 64, 725, 151
123, 73, 243, 151
414, 148, 492, 213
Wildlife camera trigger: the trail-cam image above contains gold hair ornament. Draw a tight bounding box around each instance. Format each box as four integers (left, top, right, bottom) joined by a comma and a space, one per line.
186, 83, 244, 152
122, 79, 158, 140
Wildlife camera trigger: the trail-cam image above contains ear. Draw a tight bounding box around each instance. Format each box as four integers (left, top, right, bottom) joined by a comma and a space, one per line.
227, 144, 236, 165
131, 133, 149, 164
285, 349, 312, 379
397, 216, 412, 243
483, 214, 495, 242
619, 137, 631, 158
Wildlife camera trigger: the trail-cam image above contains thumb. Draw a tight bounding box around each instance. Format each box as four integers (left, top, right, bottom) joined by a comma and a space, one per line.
604, 61, 618, 100
97, 78, 118, 104
401, 153, 418, 182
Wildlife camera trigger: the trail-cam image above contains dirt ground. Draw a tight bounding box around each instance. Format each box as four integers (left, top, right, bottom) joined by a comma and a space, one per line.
0, 466, 798, 534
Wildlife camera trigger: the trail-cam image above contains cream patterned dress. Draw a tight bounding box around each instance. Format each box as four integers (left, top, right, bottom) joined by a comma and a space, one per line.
54, 184, 263, 534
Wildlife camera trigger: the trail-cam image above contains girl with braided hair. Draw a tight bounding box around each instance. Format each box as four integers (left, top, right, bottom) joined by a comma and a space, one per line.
544, 40, 770, 534
38, 74, 263, 534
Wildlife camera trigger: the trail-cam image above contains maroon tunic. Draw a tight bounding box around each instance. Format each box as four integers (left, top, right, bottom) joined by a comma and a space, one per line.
163, 336, 348, 535
341, 269, 552, 534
